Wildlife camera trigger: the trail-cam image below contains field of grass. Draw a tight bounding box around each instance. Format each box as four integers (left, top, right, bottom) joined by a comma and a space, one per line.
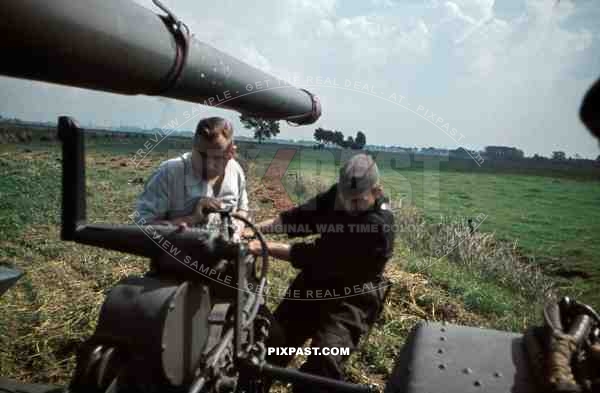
248, 145, 600, 304
0, 139, 598, 389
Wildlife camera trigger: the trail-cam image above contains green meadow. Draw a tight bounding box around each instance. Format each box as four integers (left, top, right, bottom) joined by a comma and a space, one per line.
245, 144, 600, 305
1, 138, 599, 386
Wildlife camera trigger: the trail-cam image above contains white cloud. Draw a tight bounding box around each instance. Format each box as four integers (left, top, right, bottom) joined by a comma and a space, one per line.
371, 0, 397, 8
317, 19, 335, 37
452, 0, 495, 20
289, 0, 337, 17
0, 0, 598, 157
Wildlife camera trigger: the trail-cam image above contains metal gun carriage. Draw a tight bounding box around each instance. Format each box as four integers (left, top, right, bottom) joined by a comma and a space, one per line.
57, 116, 378, 393
2, 0, 600, 392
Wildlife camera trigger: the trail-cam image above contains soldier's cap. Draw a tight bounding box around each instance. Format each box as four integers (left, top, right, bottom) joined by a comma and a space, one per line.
338, 153, 379, 197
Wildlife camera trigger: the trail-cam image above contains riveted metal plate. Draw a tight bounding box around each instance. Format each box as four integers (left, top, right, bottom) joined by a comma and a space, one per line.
384, 322, 536, 393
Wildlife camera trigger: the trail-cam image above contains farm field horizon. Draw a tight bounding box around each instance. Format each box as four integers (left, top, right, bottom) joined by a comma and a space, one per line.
256, 143, 600, 305
2, 140, 600, 305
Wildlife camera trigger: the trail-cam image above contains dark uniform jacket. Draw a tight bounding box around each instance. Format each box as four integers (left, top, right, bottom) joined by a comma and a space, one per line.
279, 184, 395, 289
263, 185, 396, 390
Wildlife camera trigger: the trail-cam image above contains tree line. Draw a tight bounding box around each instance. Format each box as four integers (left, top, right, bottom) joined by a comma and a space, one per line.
4, 114, 596, 160
240, 115, 367, 149
313, 128, 366, 149
239, 115, 600, 160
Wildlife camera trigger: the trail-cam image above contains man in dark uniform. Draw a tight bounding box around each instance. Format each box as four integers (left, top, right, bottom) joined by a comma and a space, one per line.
246, 153, 395, 392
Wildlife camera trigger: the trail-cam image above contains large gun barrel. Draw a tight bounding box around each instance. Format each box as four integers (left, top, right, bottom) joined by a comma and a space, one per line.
71, 223, 239, 261
0, 0, 320, 124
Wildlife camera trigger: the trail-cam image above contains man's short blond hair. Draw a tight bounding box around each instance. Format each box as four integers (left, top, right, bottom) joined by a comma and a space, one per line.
194, 117, 233, 145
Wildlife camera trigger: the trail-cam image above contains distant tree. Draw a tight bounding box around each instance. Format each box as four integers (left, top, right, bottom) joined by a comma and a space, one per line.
314, 128, 366, 149
597, 154, 600, 162
343, 136, 354, 149
332, 131, 344, 147
314, 127, 336, 146
240, 114, 280, 144
314, 128, 325, 144
552, 151, 566, 160
354, 131, 366, 149
323, 130, 335, 145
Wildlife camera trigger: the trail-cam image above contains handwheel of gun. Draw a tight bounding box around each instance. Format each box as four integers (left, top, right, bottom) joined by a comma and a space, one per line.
232, 213, 270, 284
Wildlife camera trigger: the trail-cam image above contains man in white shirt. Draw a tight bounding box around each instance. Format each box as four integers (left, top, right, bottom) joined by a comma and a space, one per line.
133, 117, 249, 238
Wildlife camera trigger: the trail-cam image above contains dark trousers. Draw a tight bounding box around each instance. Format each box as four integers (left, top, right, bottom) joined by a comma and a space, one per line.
264, 273, 387, 393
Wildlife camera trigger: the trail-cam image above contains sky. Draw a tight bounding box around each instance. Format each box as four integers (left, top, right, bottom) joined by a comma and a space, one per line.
1, 0, 599, 158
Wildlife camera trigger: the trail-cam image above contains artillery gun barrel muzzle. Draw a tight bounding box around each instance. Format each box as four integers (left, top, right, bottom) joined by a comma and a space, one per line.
0, 0, 321, 124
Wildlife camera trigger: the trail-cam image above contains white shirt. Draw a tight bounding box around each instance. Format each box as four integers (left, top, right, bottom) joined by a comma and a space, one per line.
135, 152, 249, 229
